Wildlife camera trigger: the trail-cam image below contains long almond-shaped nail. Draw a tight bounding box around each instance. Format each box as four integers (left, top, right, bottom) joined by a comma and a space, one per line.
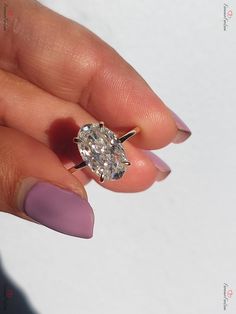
21, 181, 94, 238
144, 151, 171, 182
171, 111, 192, 144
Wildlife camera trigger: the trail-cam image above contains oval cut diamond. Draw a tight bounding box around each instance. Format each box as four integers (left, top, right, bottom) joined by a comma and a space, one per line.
76, 123, 129, 180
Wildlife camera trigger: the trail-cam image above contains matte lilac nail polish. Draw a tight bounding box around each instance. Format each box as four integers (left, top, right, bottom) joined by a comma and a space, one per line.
171, 111, 192, 144
144, 151, 171, 182
23, 182, 94, 238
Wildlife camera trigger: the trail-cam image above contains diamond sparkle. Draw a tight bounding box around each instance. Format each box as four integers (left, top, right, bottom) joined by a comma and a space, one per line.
76, 123, 129, 181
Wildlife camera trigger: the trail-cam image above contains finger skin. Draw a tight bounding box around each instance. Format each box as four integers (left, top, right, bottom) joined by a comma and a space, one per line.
0, 0, 178, 149
0, 69, 167, 192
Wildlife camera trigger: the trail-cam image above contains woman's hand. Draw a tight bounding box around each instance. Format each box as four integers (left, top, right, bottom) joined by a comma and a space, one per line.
0, 0, 191, 238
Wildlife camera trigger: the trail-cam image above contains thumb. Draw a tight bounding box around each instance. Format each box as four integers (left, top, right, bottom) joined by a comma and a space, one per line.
0, 126, 94, 239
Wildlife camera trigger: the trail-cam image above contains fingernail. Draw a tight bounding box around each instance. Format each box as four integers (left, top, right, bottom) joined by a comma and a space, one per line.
19, 180, 94, 238
171, 111, 192, 144
144, 151, 171, 182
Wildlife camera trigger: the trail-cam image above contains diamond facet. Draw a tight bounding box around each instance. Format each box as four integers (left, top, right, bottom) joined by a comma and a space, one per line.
76, 123, 129, 181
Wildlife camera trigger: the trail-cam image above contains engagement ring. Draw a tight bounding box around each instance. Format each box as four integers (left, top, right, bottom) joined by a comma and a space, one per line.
68, 122, 140, 182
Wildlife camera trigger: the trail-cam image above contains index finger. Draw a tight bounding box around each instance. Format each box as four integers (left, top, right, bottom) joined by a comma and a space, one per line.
0, 0, 188, 149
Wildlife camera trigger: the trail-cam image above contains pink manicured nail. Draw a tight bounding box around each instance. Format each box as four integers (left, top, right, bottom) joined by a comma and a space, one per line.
144, 151, 171, 182
22, 181, 94, 238
171, 111, 192, 144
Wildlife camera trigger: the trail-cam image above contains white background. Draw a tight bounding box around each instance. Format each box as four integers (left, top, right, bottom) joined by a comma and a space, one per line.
0, 0, 236, 313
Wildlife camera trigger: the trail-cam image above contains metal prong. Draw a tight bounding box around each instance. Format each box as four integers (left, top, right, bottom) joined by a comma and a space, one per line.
68, 161, 87, 173
74, 161, 87, 169
100, 173, 105, 183
99, 121, 104, 128
119, 126, 140, 143
123, 161, 131, 166
73, 137, 80, 143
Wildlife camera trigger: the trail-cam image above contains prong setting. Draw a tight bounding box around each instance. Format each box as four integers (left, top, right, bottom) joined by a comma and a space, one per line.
123, 161, 131, 166
100, 173, 105, 183
73, 137, 80, 143
70, 122, 140, 181
74, 161, 87, 169
99, 121, 104, 129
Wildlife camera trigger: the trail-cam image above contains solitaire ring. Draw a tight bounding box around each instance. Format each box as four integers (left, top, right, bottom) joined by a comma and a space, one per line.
68, 122, 140, 182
